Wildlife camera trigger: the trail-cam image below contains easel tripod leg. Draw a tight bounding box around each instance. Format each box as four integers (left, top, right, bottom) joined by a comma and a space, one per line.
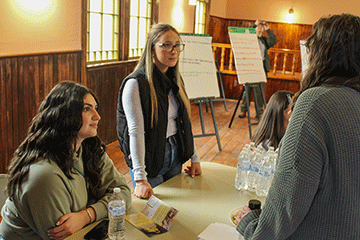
209, 98, 222, 151
228, 87, 245, 128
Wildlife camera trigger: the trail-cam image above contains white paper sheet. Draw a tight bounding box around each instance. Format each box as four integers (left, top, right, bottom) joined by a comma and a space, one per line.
198, 222, 243, 240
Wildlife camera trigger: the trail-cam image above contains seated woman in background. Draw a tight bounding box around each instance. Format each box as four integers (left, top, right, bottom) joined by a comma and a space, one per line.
0, 81, 131, 240
251, 90, 294, 151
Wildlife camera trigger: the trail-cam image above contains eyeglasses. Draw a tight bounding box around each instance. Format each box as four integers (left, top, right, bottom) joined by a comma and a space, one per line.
156, 43, 185, 52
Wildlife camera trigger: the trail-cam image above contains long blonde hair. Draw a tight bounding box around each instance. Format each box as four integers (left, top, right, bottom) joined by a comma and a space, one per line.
134, 23, 190, 128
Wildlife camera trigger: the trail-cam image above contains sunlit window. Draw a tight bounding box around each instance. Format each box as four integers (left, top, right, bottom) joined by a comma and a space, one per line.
87, 0, 119, 62
129, 0, 152, 58
194, 0, 207, 34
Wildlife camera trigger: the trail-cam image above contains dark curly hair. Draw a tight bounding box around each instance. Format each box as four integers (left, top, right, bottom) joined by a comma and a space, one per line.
7, 81, 105, 202
294, 13, 360, 104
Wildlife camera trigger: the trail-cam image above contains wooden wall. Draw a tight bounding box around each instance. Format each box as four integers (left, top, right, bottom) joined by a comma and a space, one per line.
86, 61, 138, 144
207, 15, 313, 48
0, 15, 313, 173
0, 52, 137, 173
207, 15, 313, 101
0, 52, 84, 173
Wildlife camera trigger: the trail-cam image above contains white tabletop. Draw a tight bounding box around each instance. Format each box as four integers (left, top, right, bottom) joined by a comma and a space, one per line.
66, 162, 266, 240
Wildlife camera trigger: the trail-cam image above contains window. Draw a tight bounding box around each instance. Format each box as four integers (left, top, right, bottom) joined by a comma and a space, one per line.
129, 0, 152, 58
87, 0, 153, 63
87, 0, 120, 62
194, 0, 208, 34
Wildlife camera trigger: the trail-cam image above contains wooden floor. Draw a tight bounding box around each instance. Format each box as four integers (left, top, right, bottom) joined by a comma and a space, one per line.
106, 99, 259, 194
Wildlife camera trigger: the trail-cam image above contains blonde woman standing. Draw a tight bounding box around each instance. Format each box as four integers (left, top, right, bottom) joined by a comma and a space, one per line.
117, 23, 202, 199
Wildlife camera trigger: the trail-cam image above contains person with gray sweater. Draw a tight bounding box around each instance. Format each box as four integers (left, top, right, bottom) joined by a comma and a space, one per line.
235, 13, 360, 239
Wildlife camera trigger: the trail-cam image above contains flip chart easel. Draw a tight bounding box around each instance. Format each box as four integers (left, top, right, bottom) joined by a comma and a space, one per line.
227, 27, 267, 138
179, 33, 223, 151
229, 83, 266, 138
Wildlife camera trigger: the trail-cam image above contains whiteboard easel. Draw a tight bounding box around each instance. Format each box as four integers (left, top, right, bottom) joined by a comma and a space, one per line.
227, 27, 267, 138
179, 34, 221, 98
179, 34, 223, 151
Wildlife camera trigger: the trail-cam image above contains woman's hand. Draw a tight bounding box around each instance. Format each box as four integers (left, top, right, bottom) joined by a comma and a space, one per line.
235, 206, 252, 224
184, 162, 202, 178
47, 210, 90, 239
134, 180, 154, 199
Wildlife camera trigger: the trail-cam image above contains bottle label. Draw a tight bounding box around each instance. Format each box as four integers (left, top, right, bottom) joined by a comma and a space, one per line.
238, 163, 250, 171
249, 164, 256, 172
258, 167, 272, 177
109, 205, 126, 216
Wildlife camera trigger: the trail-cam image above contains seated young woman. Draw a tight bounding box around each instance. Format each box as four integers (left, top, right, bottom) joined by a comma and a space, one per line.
0, 81, 132, 240
251, 90, 294, 151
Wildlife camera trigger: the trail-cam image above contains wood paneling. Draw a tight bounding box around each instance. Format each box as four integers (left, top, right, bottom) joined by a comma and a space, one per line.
0, 15, 310, 174
0, 54, 137, 173
208, 15, 313, 48
0, 52, 83, 173
208, 15, 310, 101
86, 61, 138, 144
219, 73, 300, 102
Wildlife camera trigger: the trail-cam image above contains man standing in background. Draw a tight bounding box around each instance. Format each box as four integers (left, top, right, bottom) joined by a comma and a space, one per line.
239, 19, 277, 119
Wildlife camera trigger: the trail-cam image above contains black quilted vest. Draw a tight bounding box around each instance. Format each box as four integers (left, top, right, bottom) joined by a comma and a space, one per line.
116, 65, 194, 178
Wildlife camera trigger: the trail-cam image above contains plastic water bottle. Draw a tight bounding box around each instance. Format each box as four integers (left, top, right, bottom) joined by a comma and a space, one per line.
243, 143, 251, 151
249, 142, 256, 152
268, 152, 277, 175
248, 151, 262, 192
256, 156, 273, 197
235, 149, 250, 190
256, 144, 266, 156
108, 187, 126, 240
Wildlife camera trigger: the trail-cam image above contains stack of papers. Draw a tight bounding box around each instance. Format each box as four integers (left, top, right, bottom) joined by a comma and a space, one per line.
198, 222, 243, 240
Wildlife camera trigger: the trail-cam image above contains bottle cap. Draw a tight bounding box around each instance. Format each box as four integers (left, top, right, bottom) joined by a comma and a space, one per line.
248, 199, 261, 210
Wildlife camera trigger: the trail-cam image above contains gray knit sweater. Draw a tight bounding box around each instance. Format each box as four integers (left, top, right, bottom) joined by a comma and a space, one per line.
237, 86, 360, 239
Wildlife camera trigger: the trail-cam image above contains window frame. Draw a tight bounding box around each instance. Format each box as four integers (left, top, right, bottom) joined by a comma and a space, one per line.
128, 0, 153, 59
194, 0, 210, 34
85, 0, 158, 64
86, 0, 120, 63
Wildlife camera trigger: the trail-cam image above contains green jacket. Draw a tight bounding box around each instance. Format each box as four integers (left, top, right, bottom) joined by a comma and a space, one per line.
0, 147, 132, 240
260, 29, 277, 73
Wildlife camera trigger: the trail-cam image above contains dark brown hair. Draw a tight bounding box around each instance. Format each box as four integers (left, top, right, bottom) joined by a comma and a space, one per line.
7, 81, 105, 201
294, 13, 360, 104
252, 91, 294, 149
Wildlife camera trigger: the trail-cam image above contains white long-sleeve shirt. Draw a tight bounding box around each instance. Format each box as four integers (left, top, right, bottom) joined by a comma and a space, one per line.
122, 78, 200, 181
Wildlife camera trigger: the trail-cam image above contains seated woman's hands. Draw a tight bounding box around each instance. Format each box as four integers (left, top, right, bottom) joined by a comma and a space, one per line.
47, 208, 93, 239
134, 180, 154, 199
235, 206, 252, 224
